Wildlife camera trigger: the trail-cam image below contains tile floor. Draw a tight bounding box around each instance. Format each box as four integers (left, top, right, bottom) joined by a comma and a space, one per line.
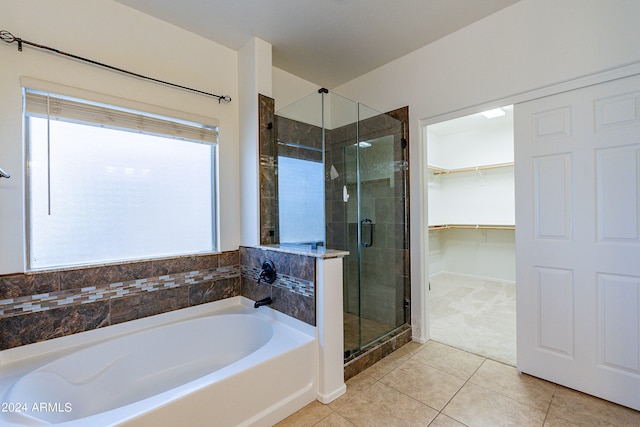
276, 340, 640, 427
429, 273, 516, 366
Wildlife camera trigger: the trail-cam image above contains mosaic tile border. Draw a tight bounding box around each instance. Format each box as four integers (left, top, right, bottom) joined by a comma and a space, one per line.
0, 266, 240, 319
241, 265, 314, 298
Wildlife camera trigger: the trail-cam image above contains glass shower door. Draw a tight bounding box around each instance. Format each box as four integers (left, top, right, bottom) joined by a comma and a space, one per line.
343, 103, 408, 356
273, 89, 408, 359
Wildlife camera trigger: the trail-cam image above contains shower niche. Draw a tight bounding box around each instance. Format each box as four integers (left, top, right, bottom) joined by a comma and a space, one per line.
259, 90, 411, 367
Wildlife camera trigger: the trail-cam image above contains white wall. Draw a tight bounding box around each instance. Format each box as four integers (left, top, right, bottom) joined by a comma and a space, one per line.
427, 110, 515, 281
427, 118, 514, 170
0, 0, 240, 274
429, 167, 515, 225
272, 68, 379, 131
430, 228, 516, 283
333, 0, 640, 341
427, 113, 514, 226
273, 67, 318, 112
239, 37, 272, 247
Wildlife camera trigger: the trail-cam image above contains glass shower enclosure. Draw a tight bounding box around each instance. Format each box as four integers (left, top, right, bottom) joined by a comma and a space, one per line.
270, 90, 409, 359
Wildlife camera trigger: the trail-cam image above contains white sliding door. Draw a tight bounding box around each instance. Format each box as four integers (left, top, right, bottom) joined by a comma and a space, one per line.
515, 73, 640, 410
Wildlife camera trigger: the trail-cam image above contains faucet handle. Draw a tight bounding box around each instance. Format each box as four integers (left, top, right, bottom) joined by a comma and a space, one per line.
257, 260, 277, 284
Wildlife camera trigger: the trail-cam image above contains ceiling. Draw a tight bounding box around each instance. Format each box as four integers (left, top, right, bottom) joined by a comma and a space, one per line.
116, 0, 520, 89
428, 105, 513, 138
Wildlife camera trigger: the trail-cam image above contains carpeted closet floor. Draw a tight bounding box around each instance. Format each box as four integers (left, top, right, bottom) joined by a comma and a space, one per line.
429, 272, 516, 365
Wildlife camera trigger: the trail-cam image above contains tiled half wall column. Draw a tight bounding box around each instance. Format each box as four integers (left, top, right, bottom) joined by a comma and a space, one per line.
240, 246, 316, 325
240, 245, 348, 403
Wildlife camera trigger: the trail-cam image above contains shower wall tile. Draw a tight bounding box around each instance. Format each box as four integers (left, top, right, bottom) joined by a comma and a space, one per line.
259, 94, 275, 155
388, 224, 409, 250
276, 116, 323, 154
259, 94, 278, 245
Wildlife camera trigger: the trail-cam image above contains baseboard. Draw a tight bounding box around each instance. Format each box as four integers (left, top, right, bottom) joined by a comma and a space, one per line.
316, 384, 346, 404
430, 270, 516, 285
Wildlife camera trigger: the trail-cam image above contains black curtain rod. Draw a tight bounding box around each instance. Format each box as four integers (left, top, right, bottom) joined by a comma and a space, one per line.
0, 30, 232, 104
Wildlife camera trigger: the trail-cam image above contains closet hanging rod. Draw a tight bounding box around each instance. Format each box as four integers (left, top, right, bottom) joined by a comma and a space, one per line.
428, 224, 515, 231
428, 162, 514, 175
0, 30, 232, 104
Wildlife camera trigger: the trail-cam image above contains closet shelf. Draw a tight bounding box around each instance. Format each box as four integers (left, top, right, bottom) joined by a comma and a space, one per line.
428, 224, 515, 231
427, 162, 514, 175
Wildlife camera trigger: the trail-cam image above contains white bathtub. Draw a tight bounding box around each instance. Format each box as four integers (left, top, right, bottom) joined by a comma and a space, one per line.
0, 296, 317, 426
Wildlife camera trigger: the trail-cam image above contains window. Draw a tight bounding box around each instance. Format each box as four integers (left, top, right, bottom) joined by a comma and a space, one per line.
25, 90, 217, 270
277, 156, 324, 244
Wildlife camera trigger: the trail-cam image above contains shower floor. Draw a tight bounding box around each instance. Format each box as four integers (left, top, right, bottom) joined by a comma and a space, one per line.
343, 312, 394, 353
429, 273, 516, 365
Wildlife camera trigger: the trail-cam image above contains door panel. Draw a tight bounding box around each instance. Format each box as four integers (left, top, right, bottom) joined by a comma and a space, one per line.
515, 74, 640, 410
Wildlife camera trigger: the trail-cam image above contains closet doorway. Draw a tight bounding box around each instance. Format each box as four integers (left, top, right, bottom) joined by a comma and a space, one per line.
426, 106, 516, 365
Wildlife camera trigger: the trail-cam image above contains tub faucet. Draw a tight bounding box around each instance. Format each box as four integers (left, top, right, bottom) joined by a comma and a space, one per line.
254, 296, 273, 308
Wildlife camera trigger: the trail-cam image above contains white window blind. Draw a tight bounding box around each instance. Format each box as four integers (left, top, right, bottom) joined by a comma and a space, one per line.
25, 89, 217, 270
24, 90, 218, 143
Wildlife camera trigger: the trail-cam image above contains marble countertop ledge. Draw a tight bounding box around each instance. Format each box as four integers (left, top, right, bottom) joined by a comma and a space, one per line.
252, 245, 349, 259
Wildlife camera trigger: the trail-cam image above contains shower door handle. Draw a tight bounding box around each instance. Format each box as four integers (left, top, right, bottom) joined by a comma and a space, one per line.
361, 218, 373, 247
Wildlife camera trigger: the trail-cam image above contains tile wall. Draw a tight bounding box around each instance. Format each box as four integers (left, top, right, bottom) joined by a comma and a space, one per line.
0, 252, 240, 350
259, 94, 278, 245
0, 246, 321, 351
240, 246, 316, 326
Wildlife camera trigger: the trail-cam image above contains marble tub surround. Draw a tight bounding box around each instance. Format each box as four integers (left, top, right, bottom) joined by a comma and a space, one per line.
0, 251, 240, 350
240, 245, 323, 326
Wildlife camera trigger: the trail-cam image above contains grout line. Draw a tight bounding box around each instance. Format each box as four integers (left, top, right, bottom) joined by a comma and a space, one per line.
434, 356, 487, 422
541, 386, 559, 426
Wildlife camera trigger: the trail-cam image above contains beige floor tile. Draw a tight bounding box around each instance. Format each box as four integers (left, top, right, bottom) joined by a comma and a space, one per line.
316, 412, 357, 427
381, 358, 466, 410
469, 359, 556, 411
411, 340, 485, 380
543, 414, 580, 427
275, 400, 333, 426
428, 414, 467, 427
360, 353, 405, 380
337, 382, 439, 427
442, 382, 547, 427
328, 371, 377, 410
392, 341, 426, 358
548, 386, 640, 427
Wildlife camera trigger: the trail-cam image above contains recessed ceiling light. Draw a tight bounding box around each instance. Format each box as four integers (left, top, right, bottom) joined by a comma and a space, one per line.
354, 141, 371, 148
481, 108, 505, 119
